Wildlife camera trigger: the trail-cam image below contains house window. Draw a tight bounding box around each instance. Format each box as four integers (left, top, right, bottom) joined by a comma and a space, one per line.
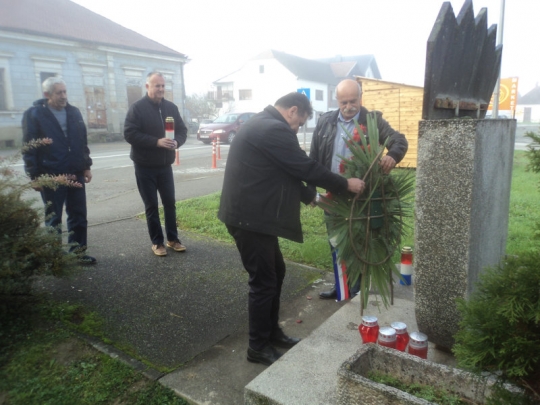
259, 65, 264, 73
0, 68, 6, 110
0, 54, 15, 111
316, 89, 323, 101
239, 89, 252, 100
216, 83, 234, 101
40, 71, 57, 86
84, 86, 107, 129
127, 85, 142, 107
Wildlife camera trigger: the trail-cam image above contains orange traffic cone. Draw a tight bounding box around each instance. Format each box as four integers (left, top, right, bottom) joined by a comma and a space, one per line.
217, 138, 221, 160
211, 139, 217, 169
175, 149, 180, 166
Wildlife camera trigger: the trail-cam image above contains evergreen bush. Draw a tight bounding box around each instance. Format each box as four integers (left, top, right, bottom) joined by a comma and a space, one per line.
0, 144, 80, 307
454, 130, 540, 403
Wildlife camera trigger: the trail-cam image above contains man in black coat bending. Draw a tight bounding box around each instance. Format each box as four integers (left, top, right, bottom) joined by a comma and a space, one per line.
218, 92, 365, 365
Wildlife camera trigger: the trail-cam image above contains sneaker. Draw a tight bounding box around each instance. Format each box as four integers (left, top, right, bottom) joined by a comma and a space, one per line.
166, 240, 186, 252
79, 255, 97, 265
152, 244, 167, 256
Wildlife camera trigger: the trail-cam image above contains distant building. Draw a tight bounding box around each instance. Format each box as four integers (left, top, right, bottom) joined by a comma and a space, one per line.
208, 50, 381, 128
0, 0, 188, 147
516, 84, 540, 123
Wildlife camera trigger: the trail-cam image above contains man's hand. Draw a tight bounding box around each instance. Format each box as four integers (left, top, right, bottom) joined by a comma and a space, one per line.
380, 155, 396, 174
84, 170, 92, 184
157, 138, 177, 149
347, 178, 365, 194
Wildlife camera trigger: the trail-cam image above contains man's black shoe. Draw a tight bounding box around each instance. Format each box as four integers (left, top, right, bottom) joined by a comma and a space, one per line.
247, 345, 282, 366
79, 255, 97, 265
270, 330, 301, 348
319, 287, 337, 299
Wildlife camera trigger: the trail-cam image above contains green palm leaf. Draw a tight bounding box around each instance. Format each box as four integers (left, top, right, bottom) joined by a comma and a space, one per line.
318, 112, 414, 314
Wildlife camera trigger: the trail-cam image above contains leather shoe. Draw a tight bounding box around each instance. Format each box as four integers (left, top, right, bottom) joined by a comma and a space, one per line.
319, 287, 337, 299
270, 330, 301, 348
247, 345, 282, 366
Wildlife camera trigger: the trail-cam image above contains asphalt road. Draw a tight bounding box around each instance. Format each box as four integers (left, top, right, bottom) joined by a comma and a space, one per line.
5, 136, 231, 224
84, 138, 230, 224
2, 122, 537, 224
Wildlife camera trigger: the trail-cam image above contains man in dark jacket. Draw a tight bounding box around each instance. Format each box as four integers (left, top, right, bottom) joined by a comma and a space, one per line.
218, 92, 365, 365
124, 72, 188, 256
22, 77, 95, 264
311, 79, 408, 300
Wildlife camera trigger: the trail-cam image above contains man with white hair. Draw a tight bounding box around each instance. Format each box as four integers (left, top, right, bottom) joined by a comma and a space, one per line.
22, 76, 96, 264
124, 72, 188, 256
310, 79, 408, 300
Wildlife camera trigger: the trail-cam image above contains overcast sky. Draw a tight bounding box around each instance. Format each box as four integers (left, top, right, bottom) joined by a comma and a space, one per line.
72, 0, 539, 97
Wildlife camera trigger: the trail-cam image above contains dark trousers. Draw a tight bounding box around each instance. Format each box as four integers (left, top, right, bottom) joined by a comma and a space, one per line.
134, 164, 179, 245
40, 173, 87, 251
227, 225, 285, 351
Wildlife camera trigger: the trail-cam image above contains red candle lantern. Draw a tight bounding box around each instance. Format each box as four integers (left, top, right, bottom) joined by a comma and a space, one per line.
391, 322, 410, 352
359, 316, 379, 344
378, 327, 397, 349
165, 117, 174, 139
408, 331, 428, 359
400, 246, 413, 285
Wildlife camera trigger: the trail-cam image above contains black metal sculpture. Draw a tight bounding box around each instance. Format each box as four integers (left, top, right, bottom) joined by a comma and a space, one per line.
422, 0, 502, 120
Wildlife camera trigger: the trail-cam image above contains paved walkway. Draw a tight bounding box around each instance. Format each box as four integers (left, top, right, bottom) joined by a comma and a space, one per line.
36, 217, 353, 403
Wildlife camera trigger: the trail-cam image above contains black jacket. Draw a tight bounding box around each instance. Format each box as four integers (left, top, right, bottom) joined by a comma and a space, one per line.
309, 107, 408, 169
22, 99, 92, 179
218, 105, 350, 243
124, 95, 187, 167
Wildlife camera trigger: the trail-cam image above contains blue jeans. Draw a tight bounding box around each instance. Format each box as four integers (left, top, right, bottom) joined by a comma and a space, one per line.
134, 164, 179, 245
40, 173, 88, 252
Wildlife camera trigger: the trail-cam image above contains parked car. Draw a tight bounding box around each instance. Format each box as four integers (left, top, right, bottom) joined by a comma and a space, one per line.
187, 119, 199, 134
197, 112, 256, 144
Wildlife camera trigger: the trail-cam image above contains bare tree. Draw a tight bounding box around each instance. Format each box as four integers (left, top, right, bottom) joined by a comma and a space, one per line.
185, 93, 218, 121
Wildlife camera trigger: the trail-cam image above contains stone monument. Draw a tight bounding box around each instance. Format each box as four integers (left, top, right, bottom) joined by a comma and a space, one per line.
414, 0, 516, 349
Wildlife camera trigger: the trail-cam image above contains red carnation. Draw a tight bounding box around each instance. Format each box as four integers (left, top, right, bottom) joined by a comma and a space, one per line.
360, 124, 367, 134
352, 127, 361, 142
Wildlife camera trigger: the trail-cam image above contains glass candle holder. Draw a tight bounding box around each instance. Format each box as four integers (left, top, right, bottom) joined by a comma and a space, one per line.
378, 327, 397, 349
165, 117, 174, 139
400, 246, 413, 285
359, 316, 379, 344
391, 322, 410, 352
408, 331, 428, 359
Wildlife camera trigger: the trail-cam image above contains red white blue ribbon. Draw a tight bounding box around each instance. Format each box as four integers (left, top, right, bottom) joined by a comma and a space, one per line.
331, 248, 350, 301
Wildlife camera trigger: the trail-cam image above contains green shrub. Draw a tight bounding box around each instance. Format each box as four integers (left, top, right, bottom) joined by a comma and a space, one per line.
453, 253, 540, 403
0, 148, 79, 307
525, 130, 540, 241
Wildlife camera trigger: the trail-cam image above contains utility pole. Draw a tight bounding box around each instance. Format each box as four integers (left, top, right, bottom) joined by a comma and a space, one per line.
492, 0, 506, 118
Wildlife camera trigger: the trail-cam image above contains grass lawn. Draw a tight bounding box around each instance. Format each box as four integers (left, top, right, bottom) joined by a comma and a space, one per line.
1, 151, 537, 404
175, 150, 539, 266
0, 300, 188, 405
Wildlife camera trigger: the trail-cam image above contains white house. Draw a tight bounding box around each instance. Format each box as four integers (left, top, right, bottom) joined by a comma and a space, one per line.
515, 85, 540, 123
209, 50, 381, 129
